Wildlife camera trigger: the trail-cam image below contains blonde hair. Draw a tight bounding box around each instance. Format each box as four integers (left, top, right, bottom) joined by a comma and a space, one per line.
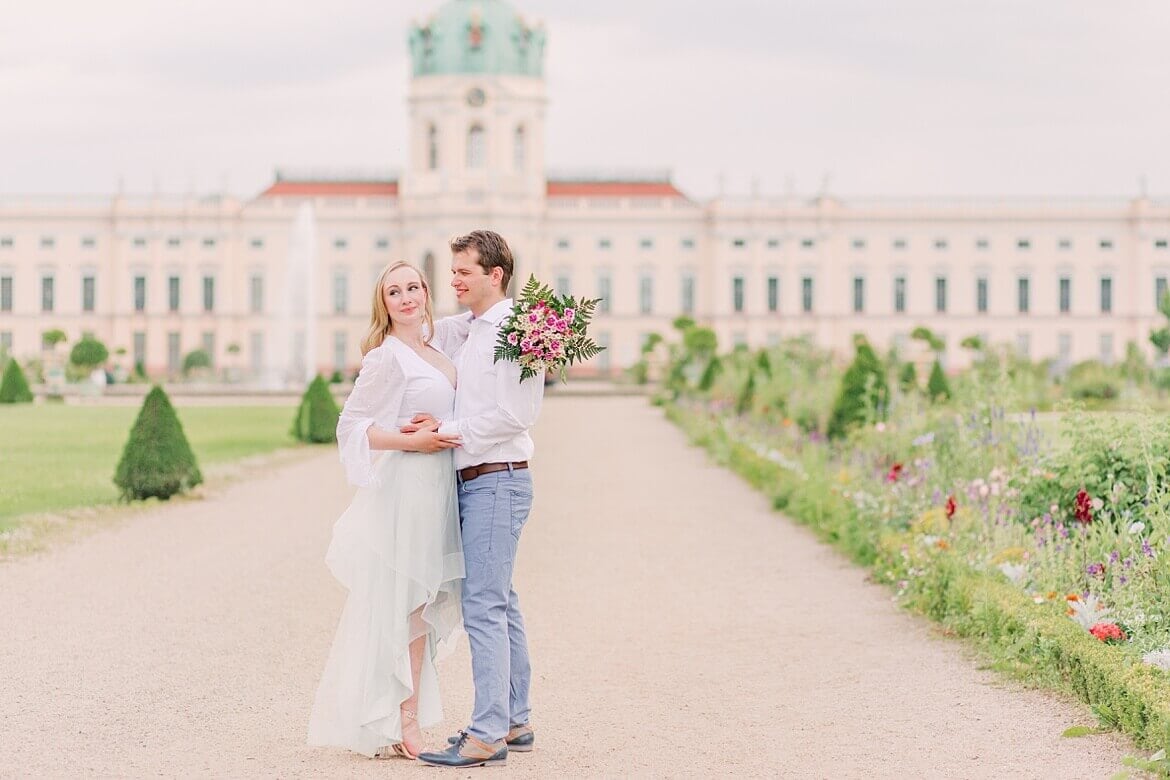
361, 261, 435, 355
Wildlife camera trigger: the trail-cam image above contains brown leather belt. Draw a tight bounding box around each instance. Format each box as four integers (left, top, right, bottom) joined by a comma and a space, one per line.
458, 461, 529, 482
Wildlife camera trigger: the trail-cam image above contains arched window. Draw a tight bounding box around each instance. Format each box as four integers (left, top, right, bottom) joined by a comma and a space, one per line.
467, 125, 485, 169
427, 124, 438, 170
513, 125, 526, 171
422, 252, 436, 292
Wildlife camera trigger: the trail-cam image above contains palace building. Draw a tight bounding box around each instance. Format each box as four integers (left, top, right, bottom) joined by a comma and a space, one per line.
2, 0, 1169, 381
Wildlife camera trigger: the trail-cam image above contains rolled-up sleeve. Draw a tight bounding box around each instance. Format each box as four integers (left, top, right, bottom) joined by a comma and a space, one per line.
336, 347, 406, 487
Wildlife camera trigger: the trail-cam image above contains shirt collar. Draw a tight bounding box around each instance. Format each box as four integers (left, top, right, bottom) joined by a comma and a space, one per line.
475, 298, 513, 325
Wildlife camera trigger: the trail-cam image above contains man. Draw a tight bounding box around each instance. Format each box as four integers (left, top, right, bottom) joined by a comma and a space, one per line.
415, 230, 544, 769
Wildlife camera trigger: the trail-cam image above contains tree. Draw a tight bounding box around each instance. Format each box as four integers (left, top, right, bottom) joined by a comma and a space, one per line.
182, 349, 212, 375
683, 327, 717, 360
827, 336, 889, 439
756, 349, 772, 379
113, 386, 203, 500
735, 370, 756, 416
911, 326, 944, 353
927, 360, 952, 402
898, 361, 918, 392
672, 316, 696, 332
960, 335, 984, 352
69, 335, 109, 369
42, 329, 67, 351
0, 360, 34, 403
292, 375, 341, 443
697, 356, 723, 392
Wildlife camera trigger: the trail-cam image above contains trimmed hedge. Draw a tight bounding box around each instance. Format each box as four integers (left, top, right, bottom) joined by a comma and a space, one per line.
114, 386, 203, 500
292, 375, 340, 444
664, 402, 1170, 751
0, 360, 34, 404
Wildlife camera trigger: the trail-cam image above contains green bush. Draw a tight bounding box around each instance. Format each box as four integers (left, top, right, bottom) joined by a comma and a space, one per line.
927, 360, 952, 402
328, 370, 344, 384
113, 386, 203, 500
735, 370, 756, 416
42, 329, 67, 350
0, 360, 34, 404
1066, 361, 1118, 400
697, 356, 722, 392
292, 375, 340, 444
827, 336, 888, 439
898, 361, 918, 392
69, 336, 109, 369
182, 349, 212, 375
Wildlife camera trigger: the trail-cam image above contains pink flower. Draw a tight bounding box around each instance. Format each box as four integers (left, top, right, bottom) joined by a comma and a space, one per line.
527, 312, 540, 324
507, 332, 520, 346
1089, 622, 1126, 643
564, 308, 576, 322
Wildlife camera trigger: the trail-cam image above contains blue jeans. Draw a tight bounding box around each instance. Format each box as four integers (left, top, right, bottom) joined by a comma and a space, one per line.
458, 467, 533, 743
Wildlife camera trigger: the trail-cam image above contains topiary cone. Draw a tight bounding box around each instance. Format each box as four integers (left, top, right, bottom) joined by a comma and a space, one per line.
114, 385, 203, 500
292, 374, 340, 444
0, 360, 34, 403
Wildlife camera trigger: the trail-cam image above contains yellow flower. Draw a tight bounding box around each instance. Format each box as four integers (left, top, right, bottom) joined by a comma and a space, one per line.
990, 546, 1027, 564
912, 508, 949, 535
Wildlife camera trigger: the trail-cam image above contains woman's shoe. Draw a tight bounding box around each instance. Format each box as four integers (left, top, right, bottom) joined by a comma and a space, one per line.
399, 707, 423, 758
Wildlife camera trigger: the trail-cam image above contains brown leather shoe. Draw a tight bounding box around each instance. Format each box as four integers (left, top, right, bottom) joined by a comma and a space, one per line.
418, 731, 507, 768
447, 723, 534, 752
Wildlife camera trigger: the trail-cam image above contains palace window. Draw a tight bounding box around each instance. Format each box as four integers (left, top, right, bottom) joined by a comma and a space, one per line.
640, 238, 654, 250
732, 276, 745, 313
766, 238, 780, 249
1058, 238, 1072, 250
976, 277, 988, 314
1057, 333, 1072, 367
134, 275, 146, 312
639, 274, 654, 315
250, 274, 264, 314
1017, 277, 1030, 314
1157, 277, 1168, 312
597, 273, 612, 313
168, 276, 181, 313
598, 238, 612, 250
1058, 277, 1071, 314
681, 238, 695, 250
202, 276, 216, 312
427, 124, 439, 170
935, 276, 947, 313
250, 238, 264, 249
133, 237, 147, 248
975, 238, 990, 250
167, 332, 181, 373
1017, 238, 1031, 250
1100, 276, 1113, 313
513, 125, 526, 171
40, 236, 55, 249
556, 238, 570, 250
852, 276, 865, 313
1156, 239, 1169, 250
333, 238, 348, 250
852, 238, 866, 250
801, 276, 814, 313
375, 237, 390, 250
333, 270, 348, 314
334, 331, 347, 373
201, 332, 215, 366
202, 238, 216, 248
133, 332, 146, 369
1099, 238, 1114, 250
1100, 332, 1114, 365
81, 236, 96, 249
680, 274, 695, 315
0, 237, 13, 248
467, 124, 486, 169
167, 237, 181, 248
801, 238, 815, 249
1, 275, 12, 312
934, 239, 948, 250
82, 275, 96, 313
732, 238, 746, 249
893, 238, 907, 250
894, 276, 906, 313
556, 273, 571, 297
766, 276, 779, 313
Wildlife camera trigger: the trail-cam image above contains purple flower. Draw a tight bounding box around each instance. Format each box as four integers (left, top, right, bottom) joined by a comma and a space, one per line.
1124, 557, 1134, 569
1086, 562, 1106, 578
1142, 538, 1155, 558
1119, 576, 1129, 586
1108, 551, 1120, 564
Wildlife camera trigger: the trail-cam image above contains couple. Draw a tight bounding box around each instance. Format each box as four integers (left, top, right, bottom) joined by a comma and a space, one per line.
307, 230, 544, 768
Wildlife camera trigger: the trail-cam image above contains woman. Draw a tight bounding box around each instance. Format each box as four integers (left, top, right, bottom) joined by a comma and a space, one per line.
308, 261, 469, 759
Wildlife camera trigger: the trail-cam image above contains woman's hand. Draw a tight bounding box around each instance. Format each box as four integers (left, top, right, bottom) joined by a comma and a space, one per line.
407, 422, 462, 453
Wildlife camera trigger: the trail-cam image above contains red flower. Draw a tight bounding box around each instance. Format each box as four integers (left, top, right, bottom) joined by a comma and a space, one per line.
1088, 622, 1126, 643
886, 462, 904, 483
1074, 489, 1093, 524
945, 495, 957, 519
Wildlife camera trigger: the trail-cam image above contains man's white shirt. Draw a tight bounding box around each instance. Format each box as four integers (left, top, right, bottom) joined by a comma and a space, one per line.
439, 298, 545, 470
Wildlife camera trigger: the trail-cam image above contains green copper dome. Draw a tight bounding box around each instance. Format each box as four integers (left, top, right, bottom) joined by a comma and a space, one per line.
409, 0, 546, 77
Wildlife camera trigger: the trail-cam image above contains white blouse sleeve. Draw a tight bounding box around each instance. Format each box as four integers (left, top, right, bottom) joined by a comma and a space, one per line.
336, 346, 407, 487
430, 312, 474, 355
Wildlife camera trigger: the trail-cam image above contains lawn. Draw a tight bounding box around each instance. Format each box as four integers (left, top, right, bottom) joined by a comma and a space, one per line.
0, 404, 299, 526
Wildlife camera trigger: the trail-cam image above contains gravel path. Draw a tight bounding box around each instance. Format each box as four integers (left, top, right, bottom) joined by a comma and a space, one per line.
0, 396, 1134, 778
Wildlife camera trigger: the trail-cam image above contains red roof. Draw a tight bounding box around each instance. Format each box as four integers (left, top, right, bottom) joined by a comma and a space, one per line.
260, 181, 399, 197
546, 181, 686, 198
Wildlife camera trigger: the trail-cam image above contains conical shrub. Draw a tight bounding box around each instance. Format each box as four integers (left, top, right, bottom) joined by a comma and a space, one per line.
114, 386, 203, 500
292, 375, 340, 444
827, 337, 889, 439
0, 360, 34, 403
927, 360, 952, 402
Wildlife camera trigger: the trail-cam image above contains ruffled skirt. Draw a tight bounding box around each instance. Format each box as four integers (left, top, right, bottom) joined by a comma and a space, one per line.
308, 450, 464, 757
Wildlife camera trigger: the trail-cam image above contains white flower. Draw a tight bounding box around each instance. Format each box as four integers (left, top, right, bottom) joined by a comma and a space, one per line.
1129, 521, 1146, 535
911, 432, 935, 446
998, 563, 1027, 583
1142, 648, 1170, 671
1067, 593, 1113, 629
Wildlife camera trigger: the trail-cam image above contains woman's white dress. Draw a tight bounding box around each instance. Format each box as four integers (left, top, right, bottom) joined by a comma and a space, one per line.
308, 324, 469, 757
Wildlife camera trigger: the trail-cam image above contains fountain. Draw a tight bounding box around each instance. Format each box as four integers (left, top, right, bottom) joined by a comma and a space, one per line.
268, 201, 318, 388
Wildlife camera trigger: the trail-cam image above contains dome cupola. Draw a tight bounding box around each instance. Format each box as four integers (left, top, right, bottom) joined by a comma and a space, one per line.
409, 0, 546, 77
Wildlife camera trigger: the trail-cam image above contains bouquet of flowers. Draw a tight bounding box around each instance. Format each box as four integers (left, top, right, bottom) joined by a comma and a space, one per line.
494, 275, 604, 382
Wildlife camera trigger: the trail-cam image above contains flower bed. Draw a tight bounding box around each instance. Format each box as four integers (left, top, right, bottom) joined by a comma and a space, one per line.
659, 348, 1170, 753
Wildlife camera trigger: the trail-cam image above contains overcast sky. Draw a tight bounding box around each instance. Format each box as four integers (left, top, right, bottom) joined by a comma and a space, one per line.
2, 0, 1168, 200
